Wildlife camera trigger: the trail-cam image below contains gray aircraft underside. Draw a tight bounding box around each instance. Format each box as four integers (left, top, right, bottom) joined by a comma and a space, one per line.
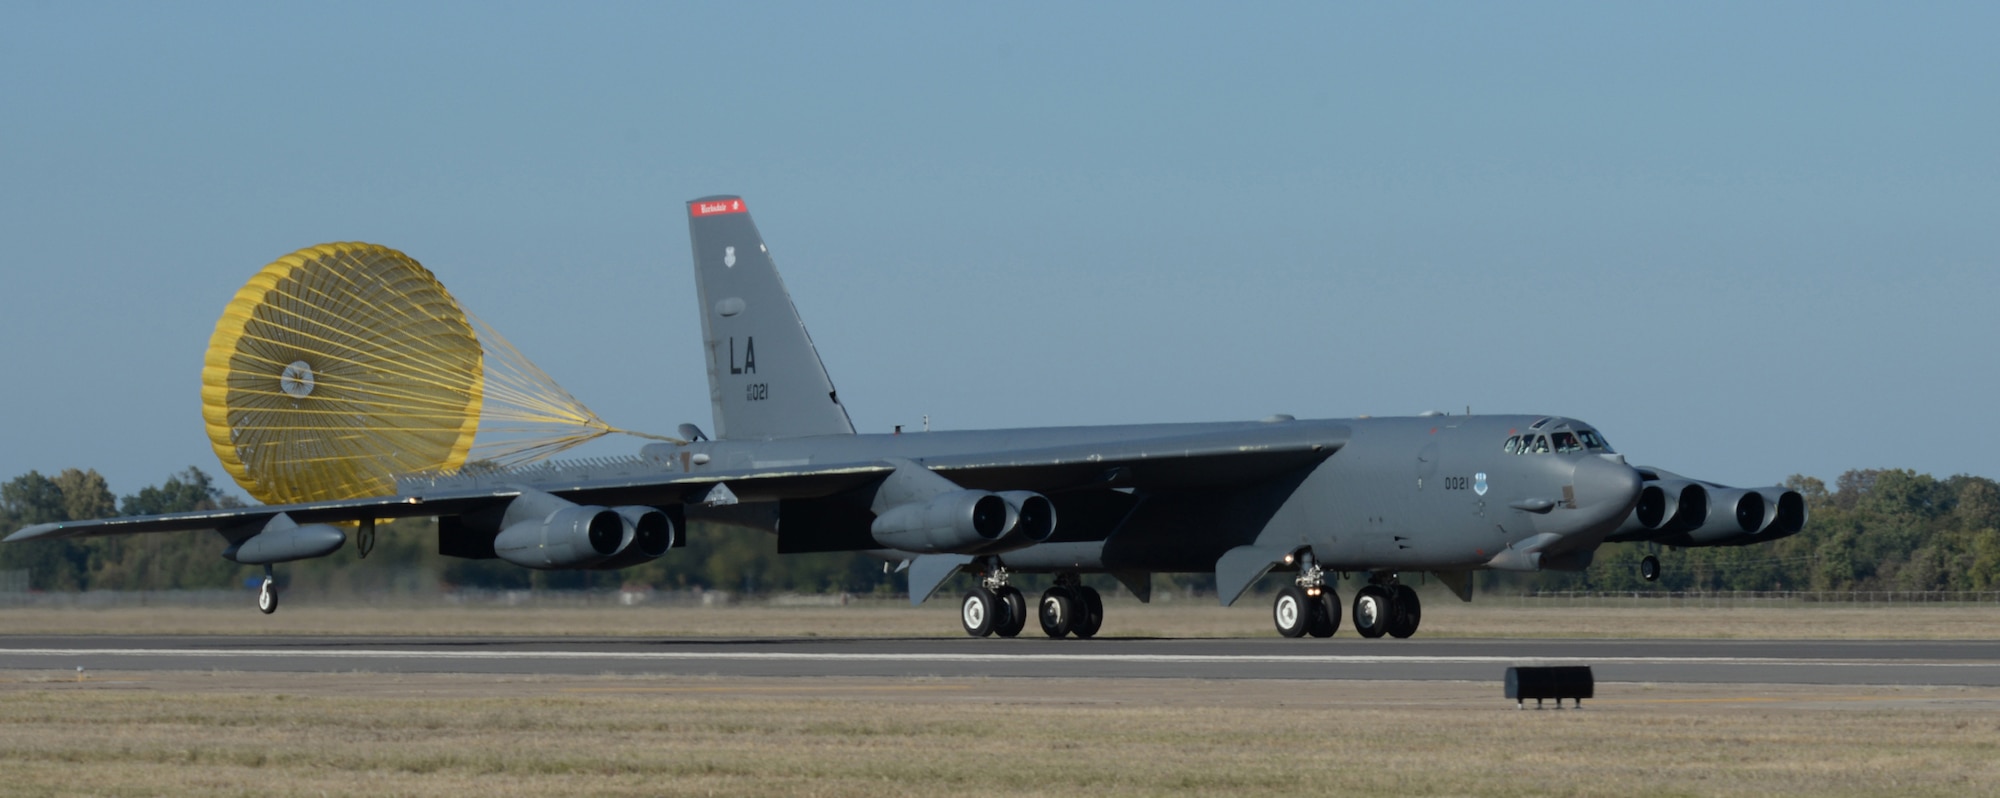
5, 195, 1807, 638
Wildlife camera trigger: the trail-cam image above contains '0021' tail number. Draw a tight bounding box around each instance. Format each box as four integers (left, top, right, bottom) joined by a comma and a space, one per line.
745, 383, 768, 401
1442, 476, 1470, 490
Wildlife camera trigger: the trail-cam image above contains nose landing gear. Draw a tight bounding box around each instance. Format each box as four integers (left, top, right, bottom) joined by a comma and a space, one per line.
1639, 555, 1662, 582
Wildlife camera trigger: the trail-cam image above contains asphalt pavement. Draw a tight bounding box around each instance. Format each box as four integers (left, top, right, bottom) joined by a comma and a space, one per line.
4, 636, 1998, 685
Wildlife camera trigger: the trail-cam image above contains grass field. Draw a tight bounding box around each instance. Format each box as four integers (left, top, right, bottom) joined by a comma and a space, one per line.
5, 600, 1998, 796
1, 671, 1997, 797
2, 592, 1998, 639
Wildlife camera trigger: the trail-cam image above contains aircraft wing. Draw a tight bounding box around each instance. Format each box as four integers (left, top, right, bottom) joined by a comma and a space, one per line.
920, 422, 1348, 492
5, 424, 1345, 543
0, 465, 895, 543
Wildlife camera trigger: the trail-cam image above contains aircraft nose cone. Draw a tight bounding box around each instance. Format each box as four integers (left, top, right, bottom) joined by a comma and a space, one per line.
1571, 454, 1642, 521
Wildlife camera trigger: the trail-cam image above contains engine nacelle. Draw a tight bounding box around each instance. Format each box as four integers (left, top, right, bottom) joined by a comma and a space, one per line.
1671, 487, 1806, 546
871, 489, 1013, 554
493, 490, 629, 570
1678, 487, 1764, 545
949, 490, 1060, 555
1607, 479, 1709, 543
1758, 488, 1808, 540
1611, 469, 1809, 547
590, 506, 677, 570
1634, 480, 1708, 532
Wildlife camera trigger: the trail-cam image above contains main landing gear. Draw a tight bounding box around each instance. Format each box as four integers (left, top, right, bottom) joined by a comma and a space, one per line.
1037, 574, 1103, 640
1277, 567, 1421, 640
1350, 581, 1420, 639
961, 565, 1028, 638
1639, 555, 1662, 582
1273, 555, 1340, 638
960, 567, 1102, 639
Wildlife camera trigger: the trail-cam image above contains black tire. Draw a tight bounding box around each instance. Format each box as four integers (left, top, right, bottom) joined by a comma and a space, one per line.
1387, 584, 1422, 639
1352, 586, 1391, 638
961, 588, 997, 637
1038, 588, 1074, 639
1640, 555, 1661, 582
1307, 590, 1340, 638
257, 579, 278, 615
1273, 585, 1311, 638
995, 586, 1028, 638
1072, 586, 1104, 639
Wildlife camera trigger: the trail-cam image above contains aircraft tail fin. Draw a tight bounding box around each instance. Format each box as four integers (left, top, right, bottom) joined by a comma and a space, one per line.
685, 196, 855, 440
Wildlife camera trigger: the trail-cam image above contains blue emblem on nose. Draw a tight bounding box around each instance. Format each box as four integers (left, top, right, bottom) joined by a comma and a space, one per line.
1473, 472, 1489, 496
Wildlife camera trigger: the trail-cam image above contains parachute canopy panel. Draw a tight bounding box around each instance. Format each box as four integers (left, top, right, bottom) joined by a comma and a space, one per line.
202, 243, 484, 505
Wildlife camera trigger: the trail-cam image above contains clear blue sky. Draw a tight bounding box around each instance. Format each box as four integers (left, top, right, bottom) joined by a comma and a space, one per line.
3, 1, 1995, 500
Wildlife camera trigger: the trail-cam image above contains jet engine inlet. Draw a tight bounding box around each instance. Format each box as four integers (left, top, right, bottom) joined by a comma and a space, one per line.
591, 506, 677, 570
998, 491, 1058, 544
1768, 490, 1816, 540
1635, 482, 1708, 531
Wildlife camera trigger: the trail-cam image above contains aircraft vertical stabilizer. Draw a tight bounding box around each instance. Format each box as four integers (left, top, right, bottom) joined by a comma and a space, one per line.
686, 196, 856, 440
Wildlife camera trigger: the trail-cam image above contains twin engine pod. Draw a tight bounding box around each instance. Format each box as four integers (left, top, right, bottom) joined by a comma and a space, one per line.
1623, 471, 1807, 546
869, 489, 1057, 555
491, 489, 676, 570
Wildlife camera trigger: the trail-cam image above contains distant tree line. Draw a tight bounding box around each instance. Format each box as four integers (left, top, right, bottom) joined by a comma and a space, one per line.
3, 466, 1997, 596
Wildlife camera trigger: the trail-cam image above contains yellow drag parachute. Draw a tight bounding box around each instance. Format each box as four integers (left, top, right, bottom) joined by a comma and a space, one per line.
203, 242, 663, 505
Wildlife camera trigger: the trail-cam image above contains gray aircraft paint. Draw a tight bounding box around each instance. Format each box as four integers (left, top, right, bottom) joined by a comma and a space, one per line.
4, 195, 1804, 637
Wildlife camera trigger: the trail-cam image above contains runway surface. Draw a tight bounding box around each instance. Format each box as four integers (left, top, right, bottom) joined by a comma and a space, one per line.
4, 636, 1999, 685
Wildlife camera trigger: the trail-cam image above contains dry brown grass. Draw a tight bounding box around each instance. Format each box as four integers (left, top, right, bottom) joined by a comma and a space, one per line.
2, 595, 1998, 639
0, 672, 1996, 797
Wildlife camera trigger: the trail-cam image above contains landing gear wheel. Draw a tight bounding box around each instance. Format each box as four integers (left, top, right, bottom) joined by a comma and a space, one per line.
994, 586, 1028, 638
961, 588, 997, 637
1387, 584, 1421, 639
1072, 586, 1104, 639
257, 576, 279, 615
1273, 586, 1311, 638
1352, 585, 1391, 638
1640, 555, 1661, 582
1307, 590, 1341, 638
1039, 588, 1075, 638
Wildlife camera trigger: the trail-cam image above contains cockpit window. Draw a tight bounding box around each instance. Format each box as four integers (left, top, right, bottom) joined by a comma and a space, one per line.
1552, 432, 1582, 453
1577, 429, 1613, 452
1503, 435, 1522, 454
1529, 435, 1550, 454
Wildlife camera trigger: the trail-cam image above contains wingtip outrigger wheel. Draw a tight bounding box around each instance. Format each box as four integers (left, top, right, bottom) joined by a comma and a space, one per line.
256, 565, 278, 614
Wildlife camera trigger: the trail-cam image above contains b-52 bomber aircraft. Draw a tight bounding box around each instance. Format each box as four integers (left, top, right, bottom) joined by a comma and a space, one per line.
6, 196, 1808, 639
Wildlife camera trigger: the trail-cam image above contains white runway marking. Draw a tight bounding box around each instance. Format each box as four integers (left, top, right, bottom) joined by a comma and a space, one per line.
1, 648, 1988, 668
